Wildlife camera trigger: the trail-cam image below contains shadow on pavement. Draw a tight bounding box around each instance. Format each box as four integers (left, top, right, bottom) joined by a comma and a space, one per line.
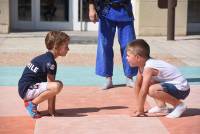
182, 108, 200, 117
40, 106, 128, 117
113, 84, 126, 88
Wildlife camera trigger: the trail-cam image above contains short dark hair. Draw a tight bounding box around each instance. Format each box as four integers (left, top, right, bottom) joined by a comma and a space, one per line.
45, 31, 70, 50
127, 39, 150, 58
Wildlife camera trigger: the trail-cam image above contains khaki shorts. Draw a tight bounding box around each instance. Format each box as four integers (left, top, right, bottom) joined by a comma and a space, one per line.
24, 82, 48, 101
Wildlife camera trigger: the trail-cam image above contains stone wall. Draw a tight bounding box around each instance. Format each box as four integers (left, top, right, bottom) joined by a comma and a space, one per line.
134, 0, 188, 36
0, 0, 10, 33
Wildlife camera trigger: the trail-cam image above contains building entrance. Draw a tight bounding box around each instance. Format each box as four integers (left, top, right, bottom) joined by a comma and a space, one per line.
11, 0, 98, 31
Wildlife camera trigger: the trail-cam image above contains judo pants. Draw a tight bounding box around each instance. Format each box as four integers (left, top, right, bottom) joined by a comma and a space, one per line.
96, 18, 138, 77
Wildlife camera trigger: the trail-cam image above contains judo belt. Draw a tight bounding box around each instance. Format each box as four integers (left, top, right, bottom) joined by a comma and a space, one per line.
104, 0, 133, 17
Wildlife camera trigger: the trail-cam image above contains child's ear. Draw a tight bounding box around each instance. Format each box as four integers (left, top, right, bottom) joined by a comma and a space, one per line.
136, 55, 140, 60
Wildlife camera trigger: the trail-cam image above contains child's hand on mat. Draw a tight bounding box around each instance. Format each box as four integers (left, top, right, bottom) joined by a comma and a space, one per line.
130, 111, 147, 117
49, 111, 64, 117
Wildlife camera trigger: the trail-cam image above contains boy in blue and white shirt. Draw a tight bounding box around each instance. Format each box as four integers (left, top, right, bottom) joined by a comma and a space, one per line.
18, 31, 70, 118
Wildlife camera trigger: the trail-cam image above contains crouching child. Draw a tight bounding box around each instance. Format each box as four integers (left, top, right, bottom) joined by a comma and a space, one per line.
18, 31, 70, 118
126, 39, 190, 118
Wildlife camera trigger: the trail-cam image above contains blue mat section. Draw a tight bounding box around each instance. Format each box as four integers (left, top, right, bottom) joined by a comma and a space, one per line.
0, 66, 200, 86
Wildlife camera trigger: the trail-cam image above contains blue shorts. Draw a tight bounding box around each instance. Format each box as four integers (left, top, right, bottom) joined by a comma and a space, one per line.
161, 83, 190, 100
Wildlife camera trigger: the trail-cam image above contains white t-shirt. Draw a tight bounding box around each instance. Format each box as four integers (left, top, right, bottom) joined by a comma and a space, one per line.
144, 58, 190, 91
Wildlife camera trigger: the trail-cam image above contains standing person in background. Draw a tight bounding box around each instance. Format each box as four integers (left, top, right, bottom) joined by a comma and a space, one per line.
89, 0, 138, 89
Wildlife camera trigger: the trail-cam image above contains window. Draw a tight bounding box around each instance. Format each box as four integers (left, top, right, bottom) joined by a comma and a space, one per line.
18, 0, 31, 21
40, 0, 69, 21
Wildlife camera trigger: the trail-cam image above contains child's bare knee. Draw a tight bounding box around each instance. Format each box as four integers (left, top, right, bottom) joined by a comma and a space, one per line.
49, 81, 63, 94
148, 86, 157, 96
55, 81, 63, 93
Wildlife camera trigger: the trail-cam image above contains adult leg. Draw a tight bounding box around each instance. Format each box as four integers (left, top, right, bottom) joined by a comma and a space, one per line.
117, 21, 137, 87
96, 18, 116, 77
117, 21, 138, 78
96, 18, 116, 89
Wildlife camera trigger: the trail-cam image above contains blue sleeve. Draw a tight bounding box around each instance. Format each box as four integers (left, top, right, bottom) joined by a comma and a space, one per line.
46, 61, 57, 75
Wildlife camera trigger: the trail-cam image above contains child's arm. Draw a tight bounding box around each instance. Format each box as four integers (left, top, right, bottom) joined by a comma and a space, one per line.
47, 74, 55, 82
134, 70, 143, 103
47, 74, 56, 116
134, 68, 154, 116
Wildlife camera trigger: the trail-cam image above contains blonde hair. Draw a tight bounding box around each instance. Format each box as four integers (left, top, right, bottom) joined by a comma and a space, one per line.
127, 39, 150, 58
45, 31, 70, 50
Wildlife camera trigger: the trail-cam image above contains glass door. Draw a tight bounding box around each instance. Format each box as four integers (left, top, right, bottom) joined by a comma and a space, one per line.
73, 0, 98, 31
11, 0, 72, 31
187, 0, 200, 34
18, 0, 32, 21
36, 0, 73, 30
11, 0, 34, 30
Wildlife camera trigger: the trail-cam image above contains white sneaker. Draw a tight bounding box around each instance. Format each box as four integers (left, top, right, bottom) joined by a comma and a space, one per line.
148, 106, 169, 114
126, 77, 134, 87
166, 103, 187, 118
101, 80, 113, 90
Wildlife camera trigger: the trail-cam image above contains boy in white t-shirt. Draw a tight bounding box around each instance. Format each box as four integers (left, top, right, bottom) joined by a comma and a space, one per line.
126, 39, 190, 118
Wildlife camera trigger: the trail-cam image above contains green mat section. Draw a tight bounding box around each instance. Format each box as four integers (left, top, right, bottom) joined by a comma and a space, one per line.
0, 66, 200, 86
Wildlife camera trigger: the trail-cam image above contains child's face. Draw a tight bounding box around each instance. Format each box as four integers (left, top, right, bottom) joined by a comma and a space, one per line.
57, 40, 69, 56
126, 51, 138, 67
